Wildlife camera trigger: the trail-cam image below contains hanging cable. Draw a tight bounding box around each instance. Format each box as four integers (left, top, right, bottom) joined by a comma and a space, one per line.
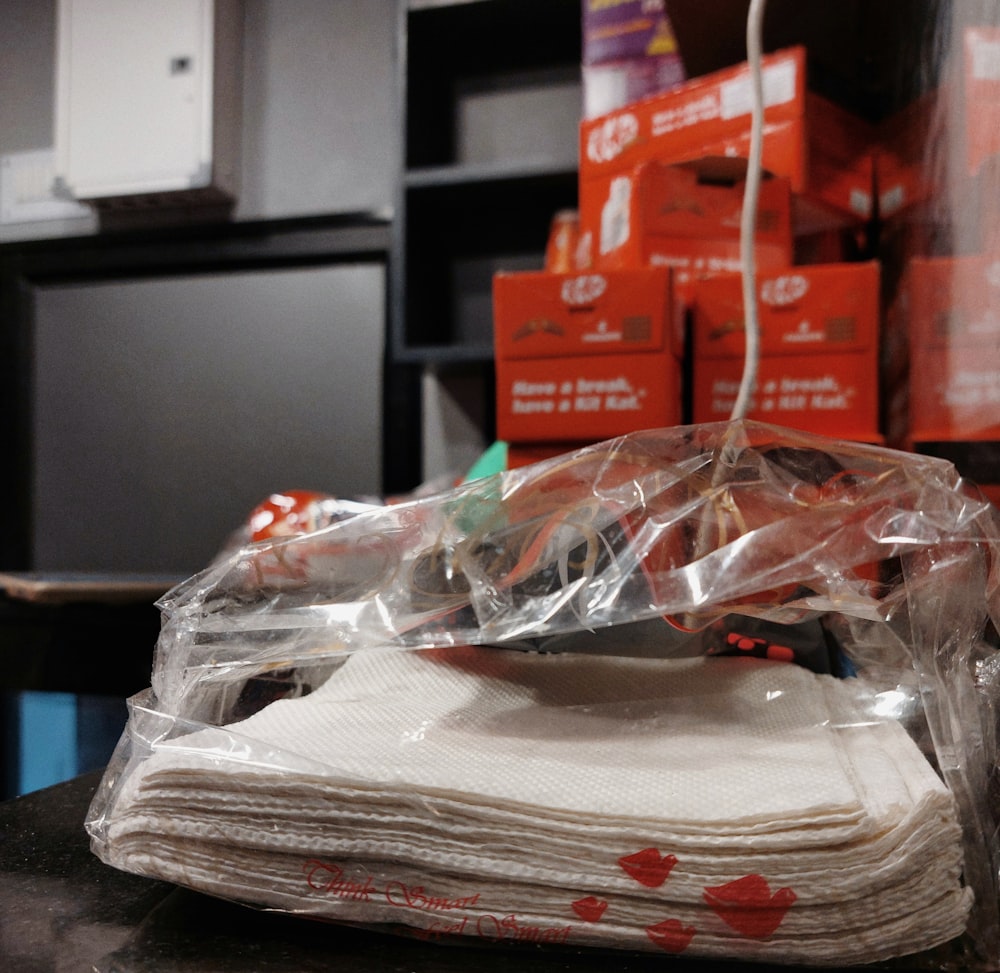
730, 0, 767, 421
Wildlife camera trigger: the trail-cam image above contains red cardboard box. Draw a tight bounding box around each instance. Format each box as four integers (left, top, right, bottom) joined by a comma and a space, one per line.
691, 262, 881, 442
493, 267, 683, 442
964, 27, 1000, 177
876, 30, 1000, 244
903, 255, 1000, 442
578, 46, 875, 254
590, 162, 793, 303
505, 442, 589, 470
876, 91, 939, 221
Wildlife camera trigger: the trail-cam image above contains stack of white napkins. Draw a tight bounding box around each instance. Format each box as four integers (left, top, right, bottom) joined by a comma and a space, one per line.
98, 648, 972, 965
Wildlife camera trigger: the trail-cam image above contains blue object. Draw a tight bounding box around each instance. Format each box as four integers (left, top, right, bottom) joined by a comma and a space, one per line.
18, 691, 78, 796
2, 691, 127, 797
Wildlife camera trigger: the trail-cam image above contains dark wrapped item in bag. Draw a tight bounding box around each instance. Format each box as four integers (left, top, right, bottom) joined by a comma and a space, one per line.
86, 421, 1000, 969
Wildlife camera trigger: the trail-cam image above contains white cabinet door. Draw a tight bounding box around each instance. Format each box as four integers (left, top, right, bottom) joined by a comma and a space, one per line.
54, 0, 240, 201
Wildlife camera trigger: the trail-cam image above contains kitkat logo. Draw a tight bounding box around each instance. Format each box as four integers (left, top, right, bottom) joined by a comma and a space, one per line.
586, 113, 639, 164
561, 274, 607, 305
760, 274, 809, 307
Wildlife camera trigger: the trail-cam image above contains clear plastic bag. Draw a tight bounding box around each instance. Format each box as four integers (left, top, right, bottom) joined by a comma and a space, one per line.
87, 421, 1000, 969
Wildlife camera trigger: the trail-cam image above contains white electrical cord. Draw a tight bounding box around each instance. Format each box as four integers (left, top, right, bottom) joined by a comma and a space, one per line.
730, 0, 767, 421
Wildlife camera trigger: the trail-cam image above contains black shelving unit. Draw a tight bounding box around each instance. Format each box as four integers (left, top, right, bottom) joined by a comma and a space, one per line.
389, 0, 582, 486
401, 168, 578, 358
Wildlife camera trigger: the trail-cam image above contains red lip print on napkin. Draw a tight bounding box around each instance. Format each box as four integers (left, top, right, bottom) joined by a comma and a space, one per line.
618, 848, 678, 888
571, 896, 608, 922
702, 874, 796, 939
646, 918, 697, 953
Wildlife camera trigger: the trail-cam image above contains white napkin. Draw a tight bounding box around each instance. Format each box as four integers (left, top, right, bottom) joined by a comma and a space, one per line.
100, 649, 972, 965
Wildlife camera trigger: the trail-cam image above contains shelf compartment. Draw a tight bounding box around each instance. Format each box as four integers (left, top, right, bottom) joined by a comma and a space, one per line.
405, 0, 581, 170
397, 170, 578, 361
405, 156, 579, 189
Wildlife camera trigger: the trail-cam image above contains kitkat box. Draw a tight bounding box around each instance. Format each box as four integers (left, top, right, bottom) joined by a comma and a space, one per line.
903, 255, 1000, 442
505, 442, 588, 470
876, 91, 939, 221
964, 27, 1000, 177
493, 267, 683, 442
591, 161, 794, 303
691, 262, 881, 442
578, 46, 875, 255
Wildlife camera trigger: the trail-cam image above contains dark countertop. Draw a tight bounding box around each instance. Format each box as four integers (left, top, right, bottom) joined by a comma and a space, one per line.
0, 772, 938, 973
0, 772, 692, 973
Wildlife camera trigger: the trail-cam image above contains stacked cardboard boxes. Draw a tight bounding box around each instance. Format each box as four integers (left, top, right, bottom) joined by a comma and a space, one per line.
901, 255, 1000, 444
577, 47, 875, 254
586, 162, 795, 303
493, 46, 883, 468
691, 262, 881, 442
879, 26, 1000, 501
494, 266, 681, 468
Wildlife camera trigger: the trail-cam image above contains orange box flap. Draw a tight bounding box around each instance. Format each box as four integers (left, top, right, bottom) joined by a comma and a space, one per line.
634, 163, 791, 241
580, 47, 807, 187
692, 261, 880, 359
493, 267, 679, 360
590, 162, 794, 286
876, 90, 938, 219
579, 46, 875, 241
799, 92, 875, 230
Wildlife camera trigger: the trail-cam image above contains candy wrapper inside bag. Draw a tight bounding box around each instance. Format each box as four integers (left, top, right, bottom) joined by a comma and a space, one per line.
87, 421, 1000, 969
